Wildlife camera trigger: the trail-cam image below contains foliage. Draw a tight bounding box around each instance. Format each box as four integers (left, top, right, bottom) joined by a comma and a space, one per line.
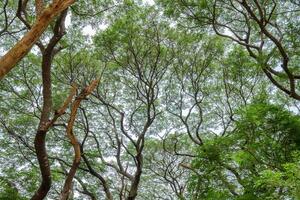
1, 0, 300, 199
189, 102, 300, 199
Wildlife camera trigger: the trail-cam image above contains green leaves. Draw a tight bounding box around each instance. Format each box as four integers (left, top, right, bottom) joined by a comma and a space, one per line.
189, 101, 300, 199
1, 0, 300, 199
231, 150, 256, 168
254, 160, 300, 199
199, 0, 208, 9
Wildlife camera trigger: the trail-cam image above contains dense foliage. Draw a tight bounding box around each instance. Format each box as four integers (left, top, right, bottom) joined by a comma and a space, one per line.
0, 0, 299, 199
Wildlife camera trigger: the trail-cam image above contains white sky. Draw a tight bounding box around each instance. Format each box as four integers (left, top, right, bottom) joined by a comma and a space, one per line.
144, 0, 154, 5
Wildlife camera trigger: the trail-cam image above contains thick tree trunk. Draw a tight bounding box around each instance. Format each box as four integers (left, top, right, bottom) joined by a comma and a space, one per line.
31, 84, 77, 200
31, 49, 53, 200
35, 0, 44, 17
0, 0, 75, 79
127, 173, 141, 200
127, 153, 143, 200
31, 9, 68, 199
60, 158, 81, 200
31, 130, 52, 200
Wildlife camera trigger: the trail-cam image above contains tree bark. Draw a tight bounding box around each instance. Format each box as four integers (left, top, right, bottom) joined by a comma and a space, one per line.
31, 84, 76, 200
35, 0, 44, 17
60, 80, 99, 200
31, 41, 54, 200
31, 9, 68, 200
32, 130, 52, 200
127, 152, 143, 200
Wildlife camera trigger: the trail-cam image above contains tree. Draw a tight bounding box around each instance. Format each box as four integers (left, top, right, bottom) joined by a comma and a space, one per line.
0, 0, 75, 79
189, 101, 300, 199
158, 0, 300, 101
1, 1, 300, 199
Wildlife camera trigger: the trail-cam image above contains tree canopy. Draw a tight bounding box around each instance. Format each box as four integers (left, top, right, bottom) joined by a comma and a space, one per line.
0, 0, 300, 199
